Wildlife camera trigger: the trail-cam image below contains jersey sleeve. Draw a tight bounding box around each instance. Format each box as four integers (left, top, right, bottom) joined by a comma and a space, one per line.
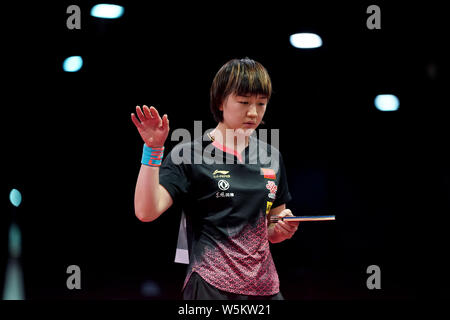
272, 152, 292, 208
158, 146, 191, 205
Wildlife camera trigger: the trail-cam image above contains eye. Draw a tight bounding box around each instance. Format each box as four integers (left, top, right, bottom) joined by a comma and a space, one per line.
239, 101, 249, 104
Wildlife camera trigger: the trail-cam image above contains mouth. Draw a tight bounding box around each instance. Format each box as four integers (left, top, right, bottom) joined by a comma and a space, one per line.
243, 122, 257, 126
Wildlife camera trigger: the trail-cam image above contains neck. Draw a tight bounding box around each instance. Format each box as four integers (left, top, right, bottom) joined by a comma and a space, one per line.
211, 122, 250, 153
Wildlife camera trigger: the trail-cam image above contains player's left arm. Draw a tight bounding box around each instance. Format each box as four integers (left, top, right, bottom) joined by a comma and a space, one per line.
267, 204, 299, 243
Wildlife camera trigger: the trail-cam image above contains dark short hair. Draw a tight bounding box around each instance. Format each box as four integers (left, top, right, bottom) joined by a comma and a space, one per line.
210, 58, 272, 123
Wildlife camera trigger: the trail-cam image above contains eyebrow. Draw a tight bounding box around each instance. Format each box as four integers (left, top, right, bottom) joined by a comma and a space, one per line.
237, 95, 268, 99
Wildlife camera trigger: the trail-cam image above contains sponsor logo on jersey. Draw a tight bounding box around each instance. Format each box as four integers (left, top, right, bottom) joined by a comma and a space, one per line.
216, 179, 234, 198
266, 201, 273, 215
266, 181, 278, 199
216, 191, 235, 198
218, 179, 230, 191
212, 169, 231, 179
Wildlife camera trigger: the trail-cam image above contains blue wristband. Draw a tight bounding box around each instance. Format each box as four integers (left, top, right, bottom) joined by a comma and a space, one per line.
141, 144, 165, 167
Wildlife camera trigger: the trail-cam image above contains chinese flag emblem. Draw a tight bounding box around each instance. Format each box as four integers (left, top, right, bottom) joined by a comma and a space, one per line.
261, 168, 276, 179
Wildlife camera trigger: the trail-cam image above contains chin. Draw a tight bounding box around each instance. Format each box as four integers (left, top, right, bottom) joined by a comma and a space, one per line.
235, 127, 256, 136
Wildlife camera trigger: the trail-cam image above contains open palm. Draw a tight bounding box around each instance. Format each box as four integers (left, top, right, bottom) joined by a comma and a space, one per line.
131, 105, 170, 147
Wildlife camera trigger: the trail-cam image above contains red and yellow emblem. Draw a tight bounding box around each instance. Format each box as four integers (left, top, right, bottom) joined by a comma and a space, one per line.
266, 201, 273, 215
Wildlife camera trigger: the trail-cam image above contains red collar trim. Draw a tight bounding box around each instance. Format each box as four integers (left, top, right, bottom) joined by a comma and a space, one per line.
212, 140, 244, 163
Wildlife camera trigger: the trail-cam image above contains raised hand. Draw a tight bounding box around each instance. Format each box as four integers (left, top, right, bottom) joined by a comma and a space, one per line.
131, 105, 170, 148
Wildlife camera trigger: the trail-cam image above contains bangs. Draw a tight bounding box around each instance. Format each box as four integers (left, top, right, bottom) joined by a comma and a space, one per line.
224, 59, 272, 98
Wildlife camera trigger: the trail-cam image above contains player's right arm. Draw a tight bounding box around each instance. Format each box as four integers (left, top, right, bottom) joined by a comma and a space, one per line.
131, 105, 173, 222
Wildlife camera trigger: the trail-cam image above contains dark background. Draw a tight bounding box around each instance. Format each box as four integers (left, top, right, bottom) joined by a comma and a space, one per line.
2, 1, 449, 300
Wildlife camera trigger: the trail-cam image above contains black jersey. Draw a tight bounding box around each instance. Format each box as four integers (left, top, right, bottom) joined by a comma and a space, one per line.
159, 133, 291, 296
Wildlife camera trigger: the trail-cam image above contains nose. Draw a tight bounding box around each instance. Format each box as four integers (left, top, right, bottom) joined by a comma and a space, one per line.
247, 104, 258, 118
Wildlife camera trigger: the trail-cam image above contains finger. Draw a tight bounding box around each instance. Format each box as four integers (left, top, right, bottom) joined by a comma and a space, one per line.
278, 221, 297, 233
143, 105, 154, 120
278, 223, 295, 234
161, 114, 169, 130
278, 224, 295, 239
285, 220, 300, 228
150, 106, 161, 120
131, 113, 142, 129
279, 209, 293, 218
275, 224, 291, 238
136, 106, 146, 122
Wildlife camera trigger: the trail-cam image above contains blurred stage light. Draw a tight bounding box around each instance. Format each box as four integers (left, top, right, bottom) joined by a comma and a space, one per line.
141, 280, 161, 297
290, 33, 322, 49
3, 222, 25, 300
374, 94, 400, 111
9, 189, 22, 207
8, 223, 22, 258
4, 189, 25, 300
90, 4, 124, 19
2, 257, 25, 300
63, 56, 83, 72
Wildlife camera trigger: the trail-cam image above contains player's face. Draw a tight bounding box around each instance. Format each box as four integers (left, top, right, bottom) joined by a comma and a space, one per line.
220, 93, 267, 132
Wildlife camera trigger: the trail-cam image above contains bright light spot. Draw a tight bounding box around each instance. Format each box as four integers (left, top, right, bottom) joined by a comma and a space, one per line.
63, 56, 83, 72
374, 94, 400, 111
290, 33, 323, 49
90, 4, 124, 19
9, 189, 22, 207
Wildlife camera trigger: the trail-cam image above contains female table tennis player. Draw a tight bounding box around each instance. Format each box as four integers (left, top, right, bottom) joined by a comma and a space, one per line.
131, 58, 299, 300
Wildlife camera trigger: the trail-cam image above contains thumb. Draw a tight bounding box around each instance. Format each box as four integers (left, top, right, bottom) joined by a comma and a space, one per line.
279, 209, 293, 218
162, 114, 169, 130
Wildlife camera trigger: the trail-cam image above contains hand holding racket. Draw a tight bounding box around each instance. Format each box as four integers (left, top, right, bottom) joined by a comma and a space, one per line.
272, 209, 299, 240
